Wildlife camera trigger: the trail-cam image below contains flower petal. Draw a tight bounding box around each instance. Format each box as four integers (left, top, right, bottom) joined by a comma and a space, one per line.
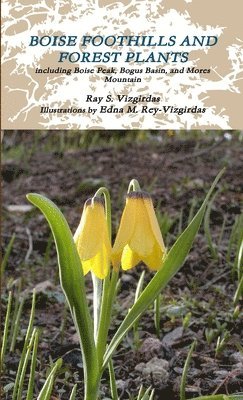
121, 244, 141, 270
91, 243, 110, 279
74, 200, 106, 260
141, 243, 164, 271
80, 259, 92, 276
143, 197, 166, 251
129, 198, 155, 256
112, 197, 136, 258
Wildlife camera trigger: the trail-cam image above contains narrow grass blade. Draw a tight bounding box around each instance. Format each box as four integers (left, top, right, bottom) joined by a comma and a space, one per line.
17, 328, 37, 400
187, 395, 243, 400
1, 233, 15, 277
133, 270, 145, 345
148, 389, 155, 400
188, 197, 197, 224
13, 290, 36, 400
204, 191, 219, 260
141, 387, 153, 400
178, 209, 183, 235
108, 358, 118, 400
137, 385, 144, 400
135, 270, 145, 304
103, 169, 224, 370
226, 215, 242, 264
154, 294, 161, 338
9, 279, 23, 341
69, 384, 77, 400
1, 291, 13, 371
60, 301, 68, 345
37, 358, 62, 400
234, 274, 243, 305
27, 194, 99, 399
236, 238, 243, 282
180, 340, 196, 400
26, 329, 39, 400
10, 297, 25, 352
217, 215, 227, 247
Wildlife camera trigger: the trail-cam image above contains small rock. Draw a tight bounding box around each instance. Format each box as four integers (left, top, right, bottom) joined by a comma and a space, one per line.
69, 332, 80, 345
139, 337, 163, 361
162, 327, 184, 347
5, 204, 34, 213
229, 352, 243, 365
22, 280, 55, 302
214, 370, 229, 380
35, 280, 55, 293
185, 178, 204, 189
116, 379, 128, 391
135, 357, 169, 385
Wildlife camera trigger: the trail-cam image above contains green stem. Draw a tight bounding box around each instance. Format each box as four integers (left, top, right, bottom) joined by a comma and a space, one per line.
96, 268, 119, 369
127, 179, 141, 193
96, 276, 110, 368
108, 358, 118, 400
1, 291, 12, 371
133, 270, 145, 347
92, 188, 111, 343
94, 187, 120, 371
94, 187, 111, 238
92, 273, 103, 342
180, 340, 197, 400
93, 187, 112, 369
154, 294, 161, 339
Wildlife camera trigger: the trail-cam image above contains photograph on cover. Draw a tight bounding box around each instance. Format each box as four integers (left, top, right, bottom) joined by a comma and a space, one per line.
1, 131, 242, 399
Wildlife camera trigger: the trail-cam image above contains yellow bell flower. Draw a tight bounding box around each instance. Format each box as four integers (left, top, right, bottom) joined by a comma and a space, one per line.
112, 191, 166, 271
74, 197, 111, 279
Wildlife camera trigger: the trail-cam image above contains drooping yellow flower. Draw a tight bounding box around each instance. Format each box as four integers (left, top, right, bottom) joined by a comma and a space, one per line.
112, 191, 166, 271
74, 197, 111, 279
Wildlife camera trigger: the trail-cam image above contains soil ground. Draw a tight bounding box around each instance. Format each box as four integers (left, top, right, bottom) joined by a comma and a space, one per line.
1, 131, 243, 399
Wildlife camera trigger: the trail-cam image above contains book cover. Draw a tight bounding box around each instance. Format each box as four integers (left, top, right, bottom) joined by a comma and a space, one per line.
1, 2, 243, 400
1, 1, 243, 129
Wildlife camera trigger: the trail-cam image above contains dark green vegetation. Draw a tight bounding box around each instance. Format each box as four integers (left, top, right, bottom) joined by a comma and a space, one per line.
1, 131, 243, 399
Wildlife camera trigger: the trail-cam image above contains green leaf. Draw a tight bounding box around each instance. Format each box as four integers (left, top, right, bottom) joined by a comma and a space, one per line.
27, 194, 99, 399
103, 169, 225, 370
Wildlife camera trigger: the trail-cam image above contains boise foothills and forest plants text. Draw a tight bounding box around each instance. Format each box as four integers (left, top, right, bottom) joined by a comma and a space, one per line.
29, 34, 218, 63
